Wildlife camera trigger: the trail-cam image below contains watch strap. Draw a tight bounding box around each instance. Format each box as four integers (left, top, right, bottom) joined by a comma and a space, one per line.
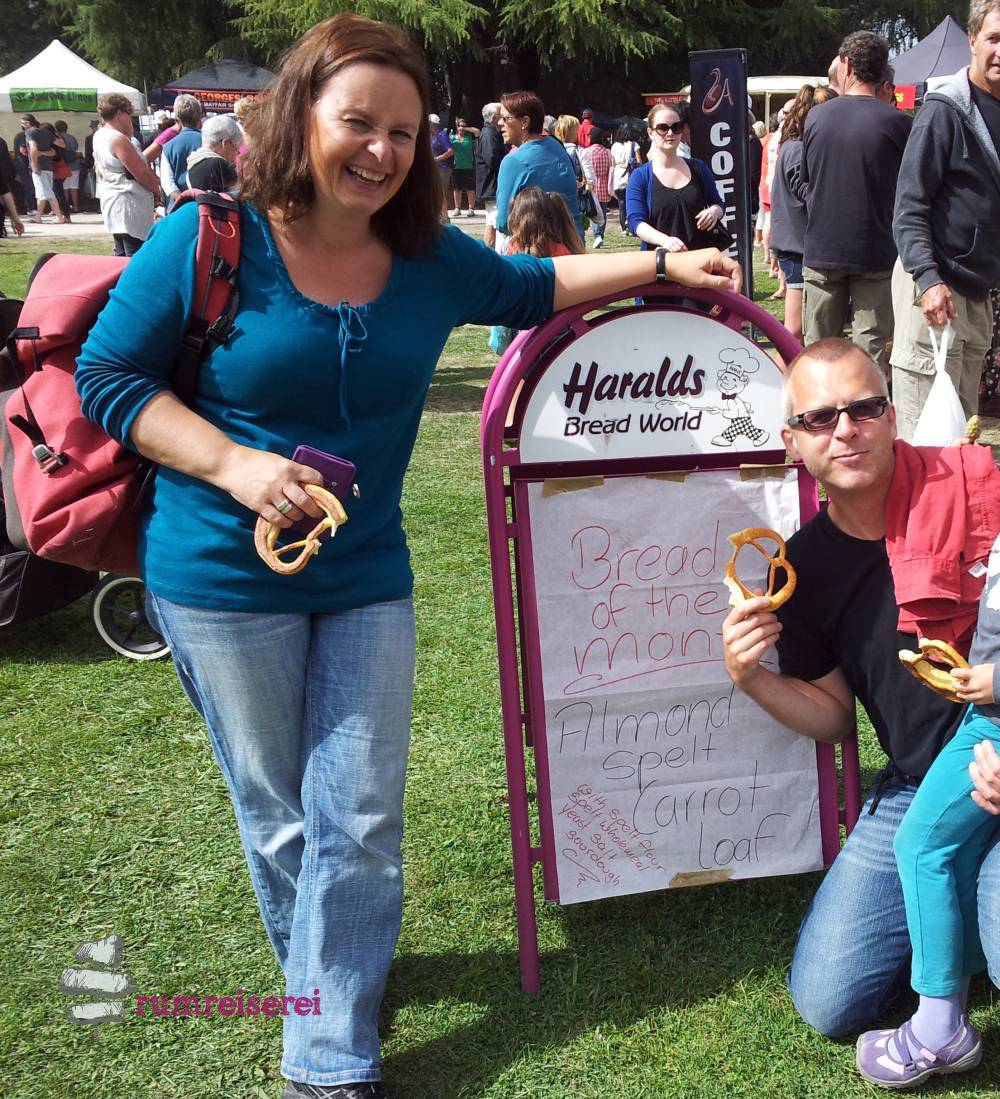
655, 247, 668, 284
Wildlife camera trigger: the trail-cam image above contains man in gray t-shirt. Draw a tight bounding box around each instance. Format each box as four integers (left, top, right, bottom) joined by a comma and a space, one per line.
21, 115, 61, 222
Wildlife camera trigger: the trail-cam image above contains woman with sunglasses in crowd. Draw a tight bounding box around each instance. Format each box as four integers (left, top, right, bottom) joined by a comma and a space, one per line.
625, 101, 726, 254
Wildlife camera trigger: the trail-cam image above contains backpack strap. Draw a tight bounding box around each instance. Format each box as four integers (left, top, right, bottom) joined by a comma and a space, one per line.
172, 190, 241, 404
5, 327, 69, 473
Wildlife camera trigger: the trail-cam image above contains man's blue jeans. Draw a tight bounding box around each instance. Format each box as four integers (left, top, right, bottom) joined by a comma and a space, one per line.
149, 594, 415, 1086
788, 782, 1000, 1036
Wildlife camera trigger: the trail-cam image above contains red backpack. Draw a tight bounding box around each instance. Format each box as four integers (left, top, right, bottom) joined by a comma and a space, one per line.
0, 191, 240, 576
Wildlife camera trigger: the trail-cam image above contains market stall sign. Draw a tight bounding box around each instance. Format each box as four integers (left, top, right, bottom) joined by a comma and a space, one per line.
11, 88, 98, 112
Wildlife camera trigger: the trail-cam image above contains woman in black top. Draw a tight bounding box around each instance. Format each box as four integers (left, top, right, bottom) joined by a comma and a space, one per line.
625, 101, 725, 253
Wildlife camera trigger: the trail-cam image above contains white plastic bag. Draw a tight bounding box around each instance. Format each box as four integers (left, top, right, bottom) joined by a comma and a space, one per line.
911, 324, 967, 446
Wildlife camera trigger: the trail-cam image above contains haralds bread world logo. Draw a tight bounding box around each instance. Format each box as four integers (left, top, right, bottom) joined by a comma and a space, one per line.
557, 348, 769, 449
519, 310, 785, 463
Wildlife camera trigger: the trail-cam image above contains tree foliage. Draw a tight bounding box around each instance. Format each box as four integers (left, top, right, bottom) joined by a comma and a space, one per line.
495, 0, 676, 67
0, 0, 62, 75
1, 0, 971, 114
236, 0, 488, 57
47, 0, 266, 87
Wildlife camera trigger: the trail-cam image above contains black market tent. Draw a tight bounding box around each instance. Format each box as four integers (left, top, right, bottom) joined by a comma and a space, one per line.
891, 16, 970, 85
153, 59, 274, 113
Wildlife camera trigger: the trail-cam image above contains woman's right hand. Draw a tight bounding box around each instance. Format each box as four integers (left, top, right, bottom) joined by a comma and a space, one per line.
661, 236, 688, 253
667, 248, 743, 294
215, 444, 326, 528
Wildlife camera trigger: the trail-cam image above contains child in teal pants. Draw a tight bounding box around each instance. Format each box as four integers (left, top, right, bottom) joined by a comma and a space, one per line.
856, 537, 1000, 1089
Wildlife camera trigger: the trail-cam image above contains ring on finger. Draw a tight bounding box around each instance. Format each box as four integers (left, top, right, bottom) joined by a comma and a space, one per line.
276, 498, 294, 515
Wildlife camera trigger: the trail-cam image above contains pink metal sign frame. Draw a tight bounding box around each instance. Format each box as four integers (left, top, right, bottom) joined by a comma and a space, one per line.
481, 284, 862, 994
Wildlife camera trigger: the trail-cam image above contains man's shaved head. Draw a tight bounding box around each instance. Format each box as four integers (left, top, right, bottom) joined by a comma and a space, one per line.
784, 338, 887, 417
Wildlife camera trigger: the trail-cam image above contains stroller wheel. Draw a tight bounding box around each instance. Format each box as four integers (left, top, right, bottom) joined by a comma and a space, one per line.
90, 575, 170, 661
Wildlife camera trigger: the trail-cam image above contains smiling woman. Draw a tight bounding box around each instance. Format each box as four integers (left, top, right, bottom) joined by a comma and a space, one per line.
73, 13, 741, 1099
240, 19, 441, 255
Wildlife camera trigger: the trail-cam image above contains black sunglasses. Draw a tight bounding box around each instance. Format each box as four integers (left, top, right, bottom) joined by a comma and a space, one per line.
652, 121, 685, 135
786, 396, 890, 432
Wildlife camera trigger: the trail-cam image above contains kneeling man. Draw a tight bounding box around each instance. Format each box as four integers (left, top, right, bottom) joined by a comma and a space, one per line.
722, 337, 1000, 1039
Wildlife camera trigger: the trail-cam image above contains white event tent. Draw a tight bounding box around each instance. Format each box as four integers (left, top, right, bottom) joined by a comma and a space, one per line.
0, 40, 146, 149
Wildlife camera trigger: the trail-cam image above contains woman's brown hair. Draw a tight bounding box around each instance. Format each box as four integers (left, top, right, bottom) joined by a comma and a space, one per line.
507, 187, 585, 257
240, 13, 441, 256
782, 84, 837, 142
97, 92, 132, 120
501, 91, 544, 136
646, 101, 683, 129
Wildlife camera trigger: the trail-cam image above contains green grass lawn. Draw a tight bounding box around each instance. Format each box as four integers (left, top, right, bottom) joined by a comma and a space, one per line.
1, 227, 997, 1099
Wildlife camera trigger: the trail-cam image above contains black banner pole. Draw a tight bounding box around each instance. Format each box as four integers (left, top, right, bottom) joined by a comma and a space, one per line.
687, 49, 753, 301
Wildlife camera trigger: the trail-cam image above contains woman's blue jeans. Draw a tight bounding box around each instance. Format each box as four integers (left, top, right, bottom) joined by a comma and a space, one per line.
149, 593, 415, 1086
788, 780, 1000, 1036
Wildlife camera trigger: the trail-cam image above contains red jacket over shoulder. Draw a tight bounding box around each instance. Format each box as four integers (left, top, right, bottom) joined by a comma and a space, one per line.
885, 439, 1000, 653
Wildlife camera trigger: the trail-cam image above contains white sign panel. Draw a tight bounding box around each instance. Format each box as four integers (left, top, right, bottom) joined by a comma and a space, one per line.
524, 469, 823, 904
520, 309, 787, 463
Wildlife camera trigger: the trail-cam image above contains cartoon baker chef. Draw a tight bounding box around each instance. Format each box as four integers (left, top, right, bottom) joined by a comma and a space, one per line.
659, 348, 770, 448
707, 349, 770, 447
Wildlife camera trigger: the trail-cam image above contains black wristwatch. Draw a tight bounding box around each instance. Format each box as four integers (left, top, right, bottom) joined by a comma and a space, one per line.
655, 246, 669, 284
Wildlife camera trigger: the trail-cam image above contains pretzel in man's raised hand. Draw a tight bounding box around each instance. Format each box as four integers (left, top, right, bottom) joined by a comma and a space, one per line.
254, 484, 348, 576
723, 526, 797, 611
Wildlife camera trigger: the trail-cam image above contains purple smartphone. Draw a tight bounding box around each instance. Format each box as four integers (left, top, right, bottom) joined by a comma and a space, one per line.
288, 445, 357, 539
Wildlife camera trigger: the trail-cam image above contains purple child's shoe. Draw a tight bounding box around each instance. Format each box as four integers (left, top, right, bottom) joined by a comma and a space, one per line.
856, 1016, 982, 1089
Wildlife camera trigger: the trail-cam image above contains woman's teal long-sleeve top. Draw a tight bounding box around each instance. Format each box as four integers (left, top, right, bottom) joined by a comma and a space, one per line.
494, 136, 584, 240
76, 202, 555, 613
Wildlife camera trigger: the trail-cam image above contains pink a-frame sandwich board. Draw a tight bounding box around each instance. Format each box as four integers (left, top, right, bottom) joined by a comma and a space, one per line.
481, 284, 863, 994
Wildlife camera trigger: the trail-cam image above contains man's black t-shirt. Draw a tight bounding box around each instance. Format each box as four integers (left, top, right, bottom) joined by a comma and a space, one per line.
970, 82, 1000, 158
25, 126, 52, 155
775, 508, 964, 780
801, 95, 912, 271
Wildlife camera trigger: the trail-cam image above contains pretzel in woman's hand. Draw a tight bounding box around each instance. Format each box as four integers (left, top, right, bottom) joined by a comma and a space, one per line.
254, 484, 347, 575
898, 638, 970, 703
723, 527, 797, 611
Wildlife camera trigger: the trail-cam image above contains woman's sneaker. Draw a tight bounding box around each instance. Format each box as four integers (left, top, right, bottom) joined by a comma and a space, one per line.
856, 1016, 982, 1089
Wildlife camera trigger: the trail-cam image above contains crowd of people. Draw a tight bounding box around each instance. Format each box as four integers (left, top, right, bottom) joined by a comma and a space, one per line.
3, 4, 1000, 1096
0, 92, 249, 254
760, 23, 1000, 436
442, 21, 1000, 442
